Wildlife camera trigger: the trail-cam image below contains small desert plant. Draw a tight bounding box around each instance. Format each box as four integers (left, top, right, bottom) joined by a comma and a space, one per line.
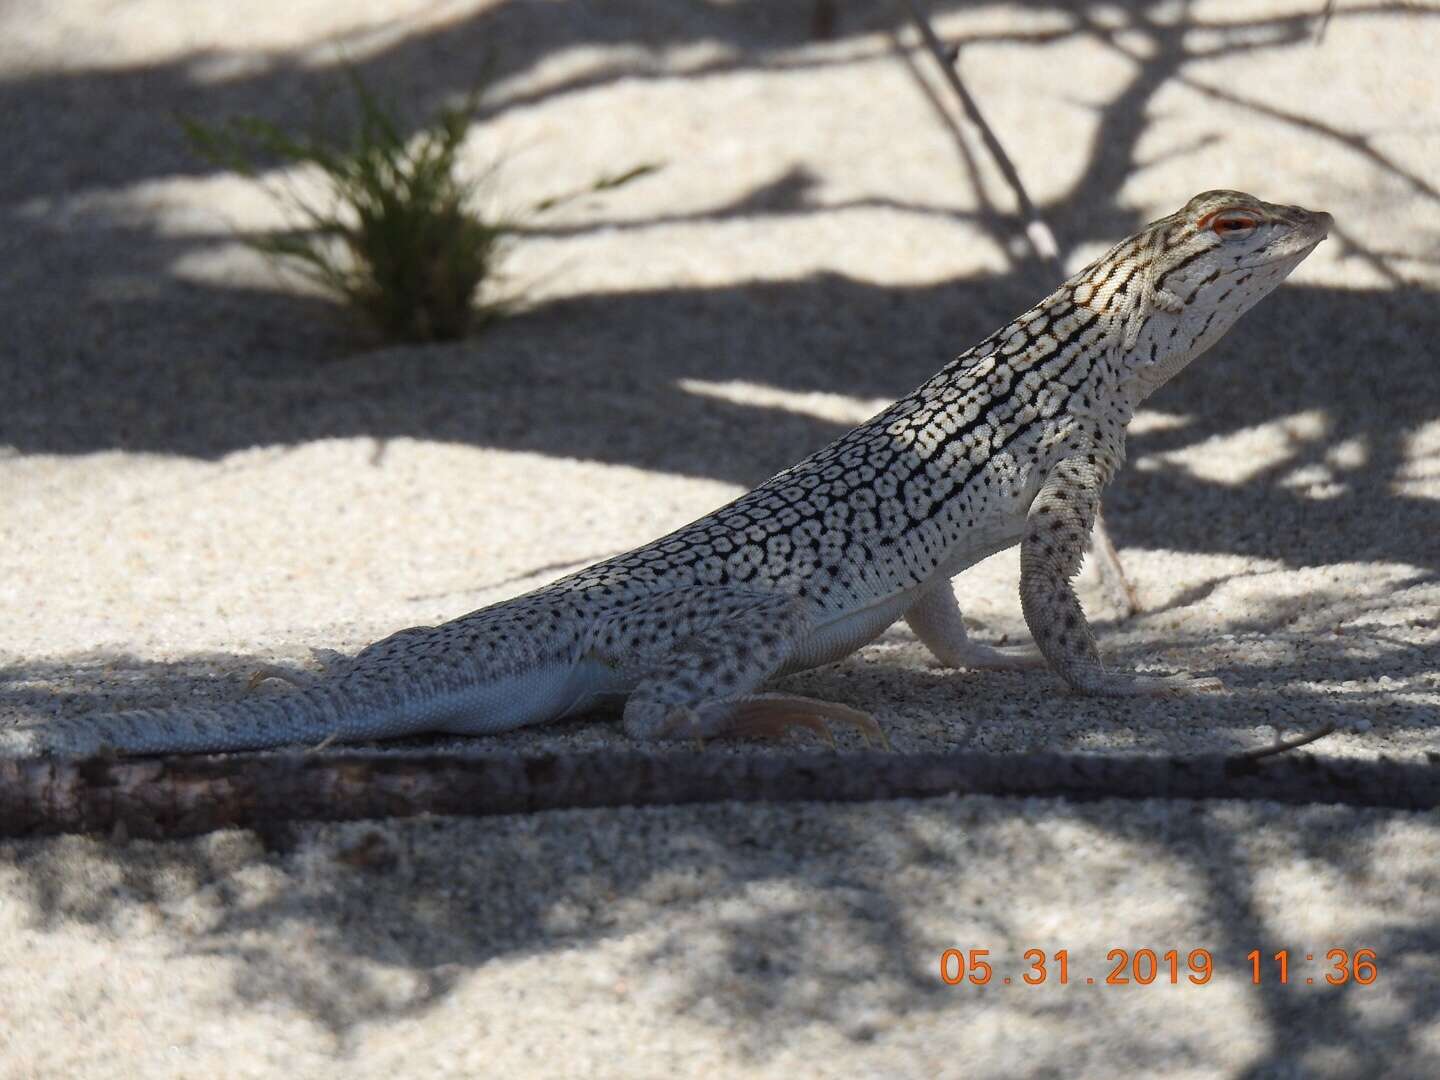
182, 74, 509, 343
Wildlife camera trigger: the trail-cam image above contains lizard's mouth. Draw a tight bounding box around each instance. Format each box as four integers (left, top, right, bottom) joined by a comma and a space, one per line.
1279, 207, 1332, 250
1239, 213, 1331, 268
1296, 210, 1333, 249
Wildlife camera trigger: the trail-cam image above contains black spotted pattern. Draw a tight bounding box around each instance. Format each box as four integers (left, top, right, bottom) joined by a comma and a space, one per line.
14, 191, 1329, 755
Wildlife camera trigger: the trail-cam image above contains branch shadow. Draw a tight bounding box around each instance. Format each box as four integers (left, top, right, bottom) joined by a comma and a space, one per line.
2, 545, 1438, 1055
5, 0, 1430, 203
0, 1, 969, 203
5, 242, 1437, 577
3, 0, 1436, 551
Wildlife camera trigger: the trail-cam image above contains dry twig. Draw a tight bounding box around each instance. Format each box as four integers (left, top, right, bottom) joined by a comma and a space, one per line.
898, 0, 1141, 616
0, 745, 1425, 840
1231, 722, 1338, 762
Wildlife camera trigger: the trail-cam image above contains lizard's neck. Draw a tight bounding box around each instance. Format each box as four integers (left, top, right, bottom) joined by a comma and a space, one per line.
888, 243, 1186, 485
863, 281, 1138, 511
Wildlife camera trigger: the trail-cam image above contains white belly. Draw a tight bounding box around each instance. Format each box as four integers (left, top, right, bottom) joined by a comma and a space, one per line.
781, 591, 919, 675
462, 520, 1029, 726
438, 656, 630, 733
781, 526, 1025, 677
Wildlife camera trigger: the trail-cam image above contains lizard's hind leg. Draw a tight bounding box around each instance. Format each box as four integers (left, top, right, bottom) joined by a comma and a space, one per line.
613, 592, 885, 747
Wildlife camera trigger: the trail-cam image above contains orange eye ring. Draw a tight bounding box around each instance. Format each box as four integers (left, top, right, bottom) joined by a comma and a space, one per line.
1197, 209, 1261, 235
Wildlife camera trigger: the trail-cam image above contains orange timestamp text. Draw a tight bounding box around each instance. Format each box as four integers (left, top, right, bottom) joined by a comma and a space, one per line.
938, 948, 1379, 987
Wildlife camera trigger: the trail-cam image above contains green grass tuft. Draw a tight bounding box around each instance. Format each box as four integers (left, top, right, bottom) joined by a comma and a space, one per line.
182, 72, 508, 343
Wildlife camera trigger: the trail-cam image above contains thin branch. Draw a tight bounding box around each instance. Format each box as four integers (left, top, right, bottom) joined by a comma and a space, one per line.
1176, 73, 1440, 203
1231, 722, 1337, 762
404, 551, 624, 601
0, 746, 1429, 840
899, 0, 1140, 616
1087, 513, 1142, 617
899, 0, 1064, 279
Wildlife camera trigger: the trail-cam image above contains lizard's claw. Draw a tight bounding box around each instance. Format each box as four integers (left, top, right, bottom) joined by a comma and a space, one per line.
657, 701, 835, 747
937, 641, 1047, 671
655, 694, 887, 749
725, 694, 889, 750
244, 666, 315, 694
1073, 670, 1225, 696
727, 706, 837, 749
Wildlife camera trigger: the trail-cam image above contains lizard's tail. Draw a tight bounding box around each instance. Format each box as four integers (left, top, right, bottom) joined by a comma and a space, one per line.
0, 680, 409, 758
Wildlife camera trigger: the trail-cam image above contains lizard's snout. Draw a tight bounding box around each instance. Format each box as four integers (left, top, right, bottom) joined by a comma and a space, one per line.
1287, 206, 1332, 240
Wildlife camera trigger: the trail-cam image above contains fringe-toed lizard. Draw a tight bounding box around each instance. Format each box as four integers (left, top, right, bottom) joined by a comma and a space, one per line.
5, 191, 1331, 756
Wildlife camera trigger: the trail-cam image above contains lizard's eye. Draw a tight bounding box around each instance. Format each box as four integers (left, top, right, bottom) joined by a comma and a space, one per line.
1209, 212, 1260, 238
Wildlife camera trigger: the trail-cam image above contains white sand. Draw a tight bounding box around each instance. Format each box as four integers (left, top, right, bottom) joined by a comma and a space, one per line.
2, 1, 1438, 1075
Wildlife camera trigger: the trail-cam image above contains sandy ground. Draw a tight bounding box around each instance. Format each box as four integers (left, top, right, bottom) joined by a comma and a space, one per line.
1, 0, 1438, 1075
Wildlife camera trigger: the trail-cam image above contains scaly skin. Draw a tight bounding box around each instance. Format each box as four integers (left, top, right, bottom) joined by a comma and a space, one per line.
4, 191, 1331, 756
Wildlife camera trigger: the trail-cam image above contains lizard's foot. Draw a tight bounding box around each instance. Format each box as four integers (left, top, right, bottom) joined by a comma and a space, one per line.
244, 665, 316, 694
937, 641, 1047, 671
1071, 670, 1225, 696
658, 693, 889, 750
729, 694, 890, 750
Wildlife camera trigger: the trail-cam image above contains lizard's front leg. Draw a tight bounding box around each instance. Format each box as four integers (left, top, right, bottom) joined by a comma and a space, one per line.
1020, 456, 1222, 696
905, 581, 1044, 670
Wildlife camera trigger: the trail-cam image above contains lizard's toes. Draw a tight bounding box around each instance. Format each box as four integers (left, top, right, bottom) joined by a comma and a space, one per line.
649, 695, 888, 749
724, 705, 836, 748
661, 697, 835, 747
244, 665, 316, 695
939, 641, 1047, 672
726, 693, 889, 750
1075, 670, 1225, 696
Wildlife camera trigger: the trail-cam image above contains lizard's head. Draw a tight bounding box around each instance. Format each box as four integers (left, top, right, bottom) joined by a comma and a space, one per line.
1125, 190, 1331, 390
1166, 189, 1332, 279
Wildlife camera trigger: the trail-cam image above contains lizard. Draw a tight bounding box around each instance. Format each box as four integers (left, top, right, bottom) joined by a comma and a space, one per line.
2, 190, 1330, 757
